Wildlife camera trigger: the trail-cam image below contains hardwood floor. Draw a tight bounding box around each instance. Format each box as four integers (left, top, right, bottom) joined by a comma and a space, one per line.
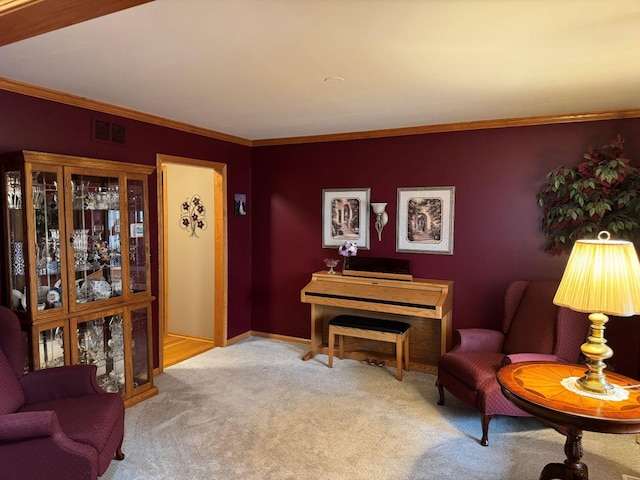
163, 334, 214, 368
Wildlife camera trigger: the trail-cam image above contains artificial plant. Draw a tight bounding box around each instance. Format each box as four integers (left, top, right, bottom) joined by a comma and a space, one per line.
537, 134, 640, 255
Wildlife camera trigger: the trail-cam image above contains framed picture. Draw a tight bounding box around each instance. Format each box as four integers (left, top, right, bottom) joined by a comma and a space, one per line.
322, 188, 370, 249
396, 186, 455, 254
234, 193, 247, 216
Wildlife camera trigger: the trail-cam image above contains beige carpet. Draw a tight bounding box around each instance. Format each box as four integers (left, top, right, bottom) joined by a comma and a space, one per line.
103, 337, 640, 480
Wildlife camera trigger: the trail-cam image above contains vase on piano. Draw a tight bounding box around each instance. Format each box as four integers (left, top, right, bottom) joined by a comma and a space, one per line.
338, 241, 358, 272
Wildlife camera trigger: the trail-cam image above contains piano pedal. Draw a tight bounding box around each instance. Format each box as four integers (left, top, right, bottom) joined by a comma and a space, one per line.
363, 358, 372, 365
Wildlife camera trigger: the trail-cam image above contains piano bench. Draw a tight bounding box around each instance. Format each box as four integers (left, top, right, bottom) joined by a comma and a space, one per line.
327, 315, 411, 381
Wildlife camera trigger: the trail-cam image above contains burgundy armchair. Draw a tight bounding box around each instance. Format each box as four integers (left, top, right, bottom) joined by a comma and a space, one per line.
0, 306, 125, 480
436, 280, 589, 446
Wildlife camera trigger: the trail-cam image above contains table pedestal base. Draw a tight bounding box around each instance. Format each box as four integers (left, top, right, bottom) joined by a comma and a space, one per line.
539, 427, 588, 480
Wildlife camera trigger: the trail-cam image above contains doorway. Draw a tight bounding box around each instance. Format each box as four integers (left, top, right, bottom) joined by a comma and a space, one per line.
156, 154, 228, 371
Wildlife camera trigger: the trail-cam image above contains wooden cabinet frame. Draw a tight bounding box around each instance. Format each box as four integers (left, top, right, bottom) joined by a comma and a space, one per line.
1, 150, 157, 406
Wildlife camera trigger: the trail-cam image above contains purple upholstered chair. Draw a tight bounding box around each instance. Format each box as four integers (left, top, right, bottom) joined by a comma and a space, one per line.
0, 306, 125, 480
436, 280, 590, 446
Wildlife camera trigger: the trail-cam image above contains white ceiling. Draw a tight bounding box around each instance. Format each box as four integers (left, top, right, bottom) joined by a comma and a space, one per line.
1, 0, 640, 142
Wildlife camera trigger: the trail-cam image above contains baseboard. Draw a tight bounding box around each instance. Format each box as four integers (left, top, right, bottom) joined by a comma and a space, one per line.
249, 331, 311, 345
226, 331, 311, 346
226, 330, 252, 346
166, 332, 215, 344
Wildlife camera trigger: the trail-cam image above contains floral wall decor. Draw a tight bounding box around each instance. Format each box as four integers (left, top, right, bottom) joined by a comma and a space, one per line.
180, 194, 208, 237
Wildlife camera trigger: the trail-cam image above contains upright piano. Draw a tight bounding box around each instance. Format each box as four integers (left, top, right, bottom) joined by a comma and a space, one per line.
300, 257, 453, 374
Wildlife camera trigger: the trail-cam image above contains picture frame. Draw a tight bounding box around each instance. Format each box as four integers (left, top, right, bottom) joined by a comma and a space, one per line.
396, 186, 455, 254
234, 193, 247, 216
322, 188, 370, 249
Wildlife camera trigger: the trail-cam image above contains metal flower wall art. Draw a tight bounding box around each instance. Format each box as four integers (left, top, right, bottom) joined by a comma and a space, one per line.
179, 194, 208, 238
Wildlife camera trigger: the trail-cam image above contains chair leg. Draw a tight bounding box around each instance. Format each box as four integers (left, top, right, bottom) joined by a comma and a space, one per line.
480, 414, 493, 446
338, 334, 344, 359
328, 326, 334, 368
437, 381, 445, 406
403, 333, 410, 372
115, 436, 125, 460
395, 333, 402, 381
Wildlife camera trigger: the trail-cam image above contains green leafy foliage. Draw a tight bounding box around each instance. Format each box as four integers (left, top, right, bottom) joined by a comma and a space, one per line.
536, 135, 640, 255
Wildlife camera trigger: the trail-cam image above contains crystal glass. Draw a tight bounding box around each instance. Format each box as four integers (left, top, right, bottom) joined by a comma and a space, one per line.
323, 258, 339, 274
77, 314, 126, 394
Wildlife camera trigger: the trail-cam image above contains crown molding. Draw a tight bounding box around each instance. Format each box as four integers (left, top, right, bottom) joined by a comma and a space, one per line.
251, 109, 640, 147
2, 76, 639, 148
0, 77, 252, 146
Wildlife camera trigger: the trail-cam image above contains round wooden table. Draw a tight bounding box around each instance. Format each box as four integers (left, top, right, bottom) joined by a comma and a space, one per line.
497, 362, 640, 480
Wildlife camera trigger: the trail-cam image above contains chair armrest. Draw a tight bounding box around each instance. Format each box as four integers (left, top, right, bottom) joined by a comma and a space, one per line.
455, 328, 505, 353
0, 411, 98, 479
503, 353, 561, 365
20, 364, 101, 405
0, 411, 58, 442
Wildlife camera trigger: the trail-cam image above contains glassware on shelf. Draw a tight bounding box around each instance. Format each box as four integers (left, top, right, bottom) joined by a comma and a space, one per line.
95, 187, 109, 210
32, 182, 45, 209
127, 179, 147, 294
92, 224, 104, 242
77, 315, 125, 394
39, 326, 64, 369
30, 171, 62, 313
78, 318, 105, 365
108, 186, 119, 209
6, 172, 22, 209
324, 258, 339, 274
73, 229, 90, 271
10, 241, 25, 276
106, 315, 125, 393
47, 229, 61, 274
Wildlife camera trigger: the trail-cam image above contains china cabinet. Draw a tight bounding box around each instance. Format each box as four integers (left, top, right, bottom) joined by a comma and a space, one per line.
1, 151, 157, 406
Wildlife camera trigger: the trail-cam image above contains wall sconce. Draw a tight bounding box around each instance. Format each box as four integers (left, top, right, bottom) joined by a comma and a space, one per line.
371, 203, 388, 241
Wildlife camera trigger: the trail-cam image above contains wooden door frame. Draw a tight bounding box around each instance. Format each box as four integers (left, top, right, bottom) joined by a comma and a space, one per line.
156, 154, 228, 373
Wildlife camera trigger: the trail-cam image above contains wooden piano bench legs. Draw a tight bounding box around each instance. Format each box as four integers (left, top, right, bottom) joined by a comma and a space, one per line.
327, 315, 411, 381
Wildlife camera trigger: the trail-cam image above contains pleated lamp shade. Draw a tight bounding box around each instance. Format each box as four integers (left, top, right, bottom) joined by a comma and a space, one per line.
553, 232, 640, 316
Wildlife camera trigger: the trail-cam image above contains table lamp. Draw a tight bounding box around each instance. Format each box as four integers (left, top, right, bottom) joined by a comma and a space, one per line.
553, 231, 640, 396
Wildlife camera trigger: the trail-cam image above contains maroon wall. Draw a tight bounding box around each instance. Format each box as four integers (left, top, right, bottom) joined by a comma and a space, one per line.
251, 120, 640, 377
2, 88, 639, 377
0, 90, 253, 367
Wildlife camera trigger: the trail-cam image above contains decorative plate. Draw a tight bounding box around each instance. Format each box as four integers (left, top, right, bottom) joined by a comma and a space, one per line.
46, 287, 62, 306
90, 280, 112, 300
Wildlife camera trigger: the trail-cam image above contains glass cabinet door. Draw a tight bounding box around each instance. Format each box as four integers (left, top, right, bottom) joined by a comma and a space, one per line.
6, 170, 27, 313
69, 173, 122, 306
127, 178, 147, 294
76, 313, 126, 394
130, 306, 151, 390
32, 170, 64, 313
